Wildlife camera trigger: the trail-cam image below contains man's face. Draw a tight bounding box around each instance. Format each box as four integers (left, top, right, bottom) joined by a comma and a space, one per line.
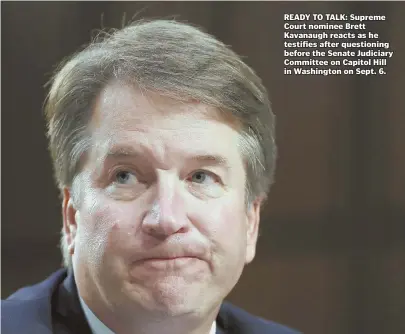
64, 83, 262, 316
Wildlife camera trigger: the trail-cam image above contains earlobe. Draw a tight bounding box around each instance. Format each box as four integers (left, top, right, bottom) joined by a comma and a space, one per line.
62, 188, 78, 256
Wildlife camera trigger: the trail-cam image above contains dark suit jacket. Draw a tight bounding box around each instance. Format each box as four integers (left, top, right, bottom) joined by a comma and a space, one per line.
2, 269, 300, 334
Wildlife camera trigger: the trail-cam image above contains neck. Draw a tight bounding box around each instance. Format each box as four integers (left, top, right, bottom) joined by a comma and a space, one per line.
89, 301, 219, 334
73, 266, 221, 334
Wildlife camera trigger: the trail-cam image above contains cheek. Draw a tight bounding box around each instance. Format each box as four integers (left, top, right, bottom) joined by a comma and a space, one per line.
215, 206, 247, 252
194, 198, 248, 287
76, 196, 139, 265
192, 196, 248, 258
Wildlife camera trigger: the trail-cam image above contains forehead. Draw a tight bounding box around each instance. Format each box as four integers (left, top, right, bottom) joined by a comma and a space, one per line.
88, 83, 243, 164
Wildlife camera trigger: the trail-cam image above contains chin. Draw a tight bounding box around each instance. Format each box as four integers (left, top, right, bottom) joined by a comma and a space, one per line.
136, 278, 206, 316
131, 294, 199, 317
156, 301, 197, 317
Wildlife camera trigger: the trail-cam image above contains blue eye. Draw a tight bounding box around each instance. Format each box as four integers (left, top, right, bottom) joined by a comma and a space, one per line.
115, 171, 136, 184
190, 171, 217, 185
191, 171, 207, 183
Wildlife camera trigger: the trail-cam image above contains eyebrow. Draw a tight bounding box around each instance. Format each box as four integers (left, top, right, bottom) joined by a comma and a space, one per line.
103, 146, 232, 170
190, 154, 231, 170
105, 147, 140, 160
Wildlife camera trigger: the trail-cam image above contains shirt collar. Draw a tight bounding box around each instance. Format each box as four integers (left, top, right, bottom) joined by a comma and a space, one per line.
79, 296, 216, 334
79, 296, 115, 334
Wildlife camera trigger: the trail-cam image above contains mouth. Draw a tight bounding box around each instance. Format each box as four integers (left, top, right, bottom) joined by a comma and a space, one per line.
145, 256, 197, 260
139, 256, 200, 269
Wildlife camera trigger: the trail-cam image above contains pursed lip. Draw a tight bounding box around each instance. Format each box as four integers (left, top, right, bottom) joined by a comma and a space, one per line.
135, 256, 201, 270
141, 256, 199, 262
133, 242, 208, 264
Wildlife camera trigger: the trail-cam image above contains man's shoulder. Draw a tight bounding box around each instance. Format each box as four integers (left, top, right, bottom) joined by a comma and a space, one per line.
218, 301, 300, 334
1, 269, 67, 334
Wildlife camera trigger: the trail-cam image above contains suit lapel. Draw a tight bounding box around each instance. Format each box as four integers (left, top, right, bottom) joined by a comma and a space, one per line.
216, 302, 231, 334
53, 269, 92, 334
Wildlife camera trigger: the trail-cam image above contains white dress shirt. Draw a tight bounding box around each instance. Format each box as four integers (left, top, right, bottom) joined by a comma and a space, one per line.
79, 297, 216, 334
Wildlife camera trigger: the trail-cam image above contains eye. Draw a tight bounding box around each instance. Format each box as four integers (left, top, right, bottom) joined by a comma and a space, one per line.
114, 170, 137, 185
190, 170, 216, 184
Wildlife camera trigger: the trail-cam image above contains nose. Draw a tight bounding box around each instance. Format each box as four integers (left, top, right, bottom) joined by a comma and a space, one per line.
141, 171, 189, 238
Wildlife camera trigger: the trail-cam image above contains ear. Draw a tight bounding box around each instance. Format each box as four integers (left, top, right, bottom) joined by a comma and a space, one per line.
62, 188, 78, 256
245, 196, 264, 264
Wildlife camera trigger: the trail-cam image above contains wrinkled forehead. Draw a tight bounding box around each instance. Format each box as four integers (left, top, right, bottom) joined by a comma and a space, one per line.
90, 82, 241, 130
87, 82, 245, 165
